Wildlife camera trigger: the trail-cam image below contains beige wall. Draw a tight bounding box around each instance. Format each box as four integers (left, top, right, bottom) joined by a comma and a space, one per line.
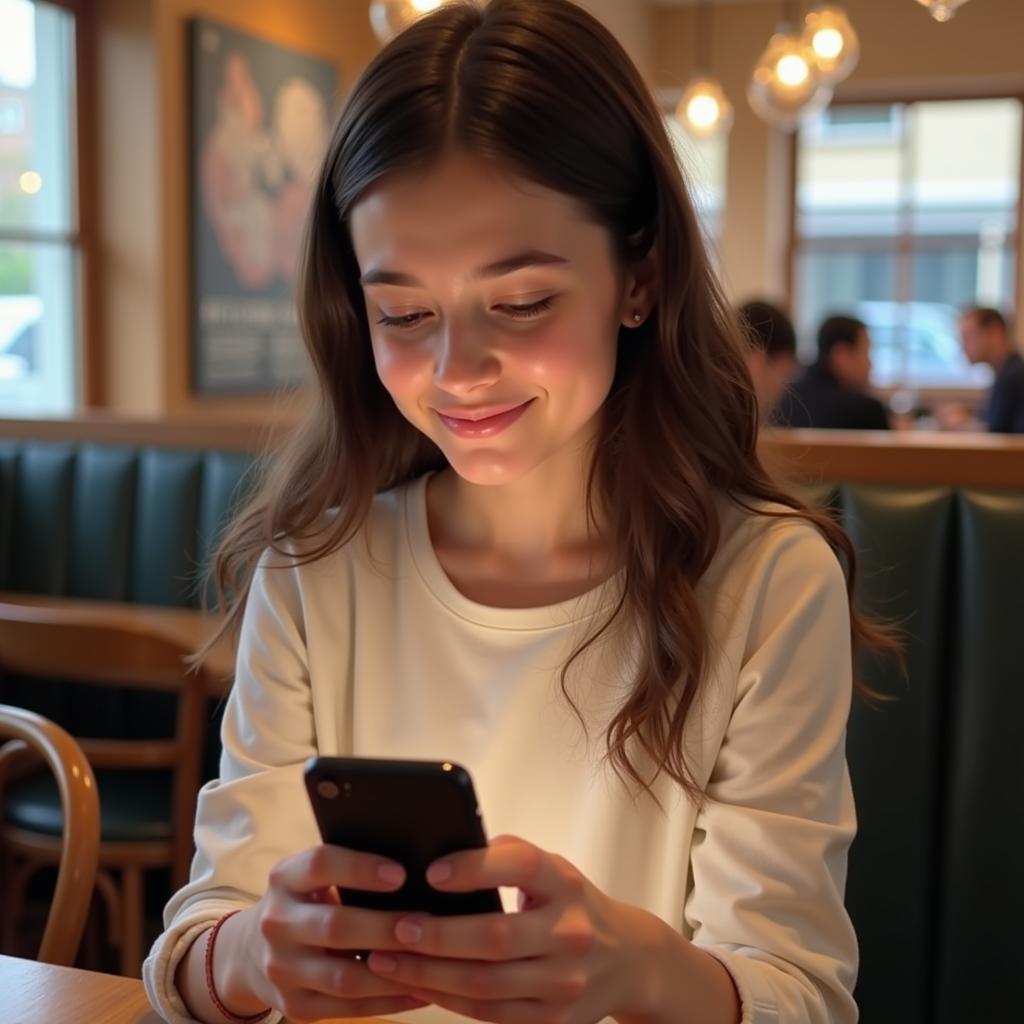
577, 0, 653, 83
96, 0, 161, 414
652, 0, 1024, 307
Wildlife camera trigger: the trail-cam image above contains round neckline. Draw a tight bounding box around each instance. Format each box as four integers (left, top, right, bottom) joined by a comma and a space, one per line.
402, 474, 620, 632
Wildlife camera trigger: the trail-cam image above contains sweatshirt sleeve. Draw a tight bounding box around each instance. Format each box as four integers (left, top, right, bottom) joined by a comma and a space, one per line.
143, 553, 320, 1024
686, 522, 859, 1024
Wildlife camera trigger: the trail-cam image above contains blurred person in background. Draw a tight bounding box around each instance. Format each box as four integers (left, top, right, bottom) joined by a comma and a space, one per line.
958, 307, 1024, 434
775, 314, 890, 431
737, 299, 798, 422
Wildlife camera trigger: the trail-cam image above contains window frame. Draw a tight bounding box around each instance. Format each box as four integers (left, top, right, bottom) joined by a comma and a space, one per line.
0, 0, 100, 411
786, 89, 1024, 396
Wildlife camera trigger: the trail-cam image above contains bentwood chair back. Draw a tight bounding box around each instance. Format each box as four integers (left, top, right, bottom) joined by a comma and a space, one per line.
0, 703, 100, 966
0, 603, 210, 976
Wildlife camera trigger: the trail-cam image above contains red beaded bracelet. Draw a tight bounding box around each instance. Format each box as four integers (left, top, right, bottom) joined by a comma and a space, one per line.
204, 910, 272, 1024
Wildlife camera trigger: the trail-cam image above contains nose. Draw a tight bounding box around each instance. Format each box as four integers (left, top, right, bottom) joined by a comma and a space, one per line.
433, 320, 500, 395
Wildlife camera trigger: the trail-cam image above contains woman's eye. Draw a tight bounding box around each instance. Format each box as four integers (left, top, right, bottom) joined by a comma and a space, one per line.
497, 297, 555, 320
376, 311, 431, 330
376, 297, 555, 329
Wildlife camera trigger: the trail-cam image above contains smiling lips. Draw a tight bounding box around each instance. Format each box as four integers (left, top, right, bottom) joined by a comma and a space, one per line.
434, 399, 535, 438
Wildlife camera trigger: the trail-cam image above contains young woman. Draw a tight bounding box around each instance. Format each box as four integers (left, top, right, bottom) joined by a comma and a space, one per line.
144, 2, 894, 1022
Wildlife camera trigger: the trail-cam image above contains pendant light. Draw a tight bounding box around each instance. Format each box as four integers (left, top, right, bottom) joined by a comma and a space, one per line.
676, 0, 734, 140
369, 0, 444, 45
914, 0, 970, 22
747, 1, 832, 131
802, 3, 859, 86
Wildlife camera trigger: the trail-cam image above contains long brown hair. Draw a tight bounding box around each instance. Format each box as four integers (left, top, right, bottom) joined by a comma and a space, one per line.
209, 0, 899, 801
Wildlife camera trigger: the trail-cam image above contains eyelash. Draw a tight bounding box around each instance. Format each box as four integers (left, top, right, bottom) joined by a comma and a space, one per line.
376, 297, 555, 330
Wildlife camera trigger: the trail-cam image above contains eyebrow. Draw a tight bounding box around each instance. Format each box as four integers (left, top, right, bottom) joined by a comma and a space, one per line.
359, 249, 569, 287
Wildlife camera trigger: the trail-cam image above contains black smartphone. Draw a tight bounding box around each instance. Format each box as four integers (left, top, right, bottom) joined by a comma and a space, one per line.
304, 756, 504, 917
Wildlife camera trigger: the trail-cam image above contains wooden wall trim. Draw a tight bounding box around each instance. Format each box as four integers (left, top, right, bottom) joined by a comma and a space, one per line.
0, 416, 289, 452
1, 420, 1022, 488
762, 428, 1024, 488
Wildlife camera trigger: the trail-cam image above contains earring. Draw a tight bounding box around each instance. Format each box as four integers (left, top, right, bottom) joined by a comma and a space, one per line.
633, 312, 643, 325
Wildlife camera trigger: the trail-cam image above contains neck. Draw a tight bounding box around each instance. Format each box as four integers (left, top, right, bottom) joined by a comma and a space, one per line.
426, 424, 609, 568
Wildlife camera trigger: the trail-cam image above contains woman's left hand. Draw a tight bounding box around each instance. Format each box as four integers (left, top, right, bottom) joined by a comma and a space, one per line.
365, 835, 668, 1023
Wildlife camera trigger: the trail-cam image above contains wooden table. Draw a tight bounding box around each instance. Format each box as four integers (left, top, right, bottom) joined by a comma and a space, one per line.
0, 955, 388, 1024
0, 592, 235, 696
2, 954, 162, 1024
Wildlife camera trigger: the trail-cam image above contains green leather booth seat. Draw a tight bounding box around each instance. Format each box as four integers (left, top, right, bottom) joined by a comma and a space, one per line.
0, 439, 254, 760
836, 485, 955, 1024
934, 489, 1024, 1024
799, 483, 1022, 1024
0, 441, 252, 605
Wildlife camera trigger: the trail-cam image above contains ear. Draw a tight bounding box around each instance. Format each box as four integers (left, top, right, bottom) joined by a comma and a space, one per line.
619, 247, 659, 328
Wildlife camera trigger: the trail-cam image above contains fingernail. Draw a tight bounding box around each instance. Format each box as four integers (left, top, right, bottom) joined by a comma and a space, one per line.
370, 952, 398, 974
377, 862, 405, 885
396, 918, 423, 944
427, 861, 452, 885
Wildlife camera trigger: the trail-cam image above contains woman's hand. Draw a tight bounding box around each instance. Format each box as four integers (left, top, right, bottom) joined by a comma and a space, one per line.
364, 835, 671, 1024
225, 844, 432, 1023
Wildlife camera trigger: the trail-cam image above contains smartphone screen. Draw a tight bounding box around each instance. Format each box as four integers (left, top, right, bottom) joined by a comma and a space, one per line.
304, 756, 504, 916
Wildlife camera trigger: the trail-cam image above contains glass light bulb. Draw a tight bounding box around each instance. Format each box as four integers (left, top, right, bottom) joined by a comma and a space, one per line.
812, 27, 844, 60
676, 76, 734, 140
687, 94, 720, 130
369, 0, 453, 44
776, 53, 809, 87
914, 0, 970, 21
748, 22, 832, 131
802, 5, 859, 85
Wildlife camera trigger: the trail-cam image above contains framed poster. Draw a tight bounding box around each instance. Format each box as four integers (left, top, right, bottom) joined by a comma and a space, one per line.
189, 18, 338, 393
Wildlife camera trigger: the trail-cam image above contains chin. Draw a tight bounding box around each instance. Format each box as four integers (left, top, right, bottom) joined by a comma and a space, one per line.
441, 447, 537, 487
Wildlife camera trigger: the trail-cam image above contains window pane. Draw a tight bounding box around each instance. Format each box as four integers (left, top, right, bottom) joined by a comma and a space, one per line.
794, 245, 897, 366
0, 241, 76, 414
795, 97, 1022, 390
0, 0, 76, 235
909, 99, 1021, 240
0, 0, 77, 416
797, 103, 902, 240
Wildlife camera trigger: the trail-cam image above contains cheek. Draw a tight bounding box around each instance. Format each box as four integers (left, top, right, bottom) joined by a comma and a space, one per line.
371, 336, 431, 400
511, 317, 618, 387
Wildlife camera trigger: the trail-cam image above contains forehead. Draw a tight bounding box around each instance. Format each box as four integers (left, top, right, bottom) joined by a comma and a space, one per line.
348, 151, 599, 266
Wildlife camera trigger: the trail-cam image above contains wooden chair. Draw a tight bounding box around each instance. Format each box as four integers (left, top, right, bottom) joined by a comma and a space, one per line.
0, 602, 213, 976
0, 703, 100, 966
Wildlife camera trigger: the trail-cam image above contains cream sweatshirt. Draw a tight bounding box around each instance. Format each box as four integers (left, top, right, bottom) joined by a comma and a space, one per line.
143, 474, 858, 1024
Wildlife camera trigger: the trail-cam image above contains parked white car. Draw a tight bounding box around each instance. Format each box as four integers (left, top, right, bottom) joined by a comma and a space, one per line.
0, 294, 42, 381
856, 300, 993, 388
